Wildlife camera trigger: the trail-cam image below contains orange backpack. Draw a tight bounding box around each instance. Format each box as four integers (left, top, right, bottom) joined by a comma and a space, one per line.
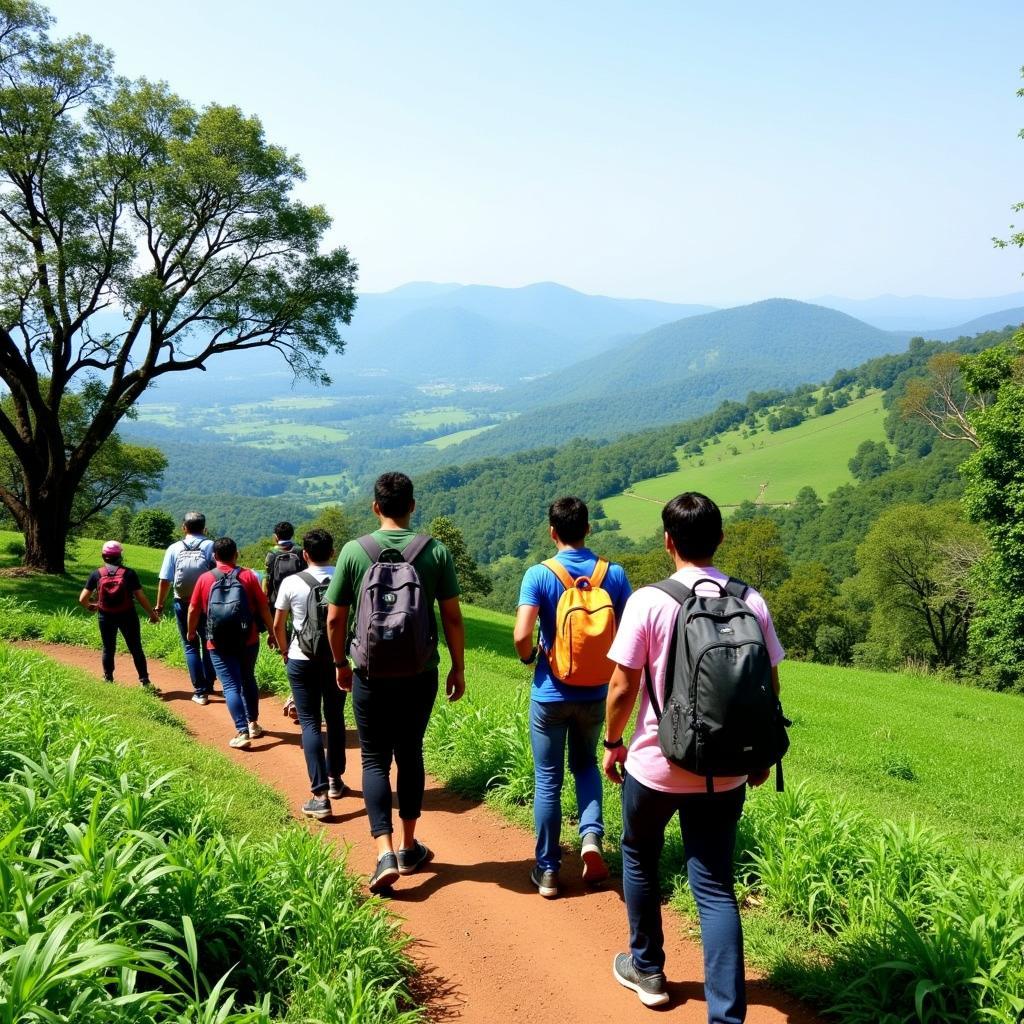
543, 557, 617, 686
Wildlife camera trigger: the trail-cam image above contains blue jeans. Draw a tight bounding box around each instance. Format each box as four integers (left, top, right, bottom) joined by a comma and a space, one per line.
286, 657, 347, 794
529, 698, 605, 872
209, 645, 260, 733
174, 598, 216, 694
621, 772, 746, 1024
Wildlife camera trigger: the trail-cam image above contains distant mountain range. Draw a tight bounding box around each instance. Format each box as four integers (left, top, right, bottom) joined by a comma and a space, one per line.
812, 291, 1024, 331
923, 306, 1024, 342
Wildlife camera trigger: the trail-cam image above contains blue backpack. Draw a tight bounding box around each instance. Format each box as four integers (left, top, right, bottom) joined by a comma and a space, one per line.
205, 568, 253, 653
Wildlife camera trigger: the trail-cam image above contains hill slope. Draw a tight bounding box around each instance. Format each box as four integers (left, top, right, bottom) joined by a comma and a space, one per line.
924, 306, 1024, 342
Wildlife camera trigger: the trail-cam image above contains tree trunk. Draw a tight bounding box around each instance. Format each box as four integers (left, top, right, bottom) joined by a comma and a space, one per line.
20, 492, 70, 574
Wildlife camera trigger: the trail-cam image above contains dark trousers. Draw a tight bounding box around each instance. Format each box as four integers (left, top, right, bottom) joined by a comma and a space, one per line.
621, 773, 746, 1024
351, 669, 438, 838
97, 610, 149, 683
286, 657, 347, 794
173, 598, 216, 694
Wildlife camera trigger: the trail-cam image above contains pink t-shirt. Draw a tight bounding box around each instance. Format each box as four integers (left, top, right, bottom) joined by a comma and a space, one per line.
606, 566, 785, 794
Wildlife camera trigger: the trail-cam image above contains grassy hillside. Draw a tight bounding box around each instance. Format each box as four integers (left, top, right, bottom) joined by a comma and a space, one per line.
601, 391, 887, 539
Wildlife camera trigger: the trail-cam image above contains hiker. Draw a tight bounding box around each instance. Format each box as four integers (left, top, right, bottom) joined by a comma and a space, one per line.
265, 520, 305, 610
603, 492, 785, 1017
513, 496, 632, 898
325, 471, 465, 893
186, 537, 278, 750
79, 540, 159, 687
272, 527, 349, 820
155, 512, 217, 705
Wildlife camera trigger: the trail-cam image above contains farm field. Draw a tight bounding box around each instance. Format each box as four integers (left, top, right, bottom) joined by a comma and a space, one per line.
425, 424, 498, 448
401, 405, 477, 429
208, 420, 352, 445
602, 391, 888, 539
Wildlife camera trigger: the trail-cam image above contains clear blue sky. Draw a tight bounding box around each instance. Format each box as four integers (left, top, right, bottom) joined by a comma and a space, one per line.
45, 1, 1024, 304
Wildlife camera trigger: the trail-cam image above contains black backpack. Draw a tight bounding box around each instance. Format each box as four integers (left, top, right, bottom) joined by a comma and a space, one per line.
205, 568, 253, 653
644, 577, 791, 791
294, 570, 332, 662
266, 548, 305, 606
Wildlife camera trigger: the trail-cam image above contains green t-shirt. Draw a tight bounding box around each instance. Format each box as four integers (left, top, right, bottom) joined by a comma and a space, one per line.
324, 529, 460, 669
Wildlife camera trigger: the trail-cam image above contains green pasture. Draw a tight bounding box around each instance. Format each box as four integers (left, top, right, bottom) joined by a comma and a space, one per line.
602, 391, 888, 539
400, 405, 475, 429
229, 395, 340, 415
208, 420, 351, 445
425, 424, 498, 448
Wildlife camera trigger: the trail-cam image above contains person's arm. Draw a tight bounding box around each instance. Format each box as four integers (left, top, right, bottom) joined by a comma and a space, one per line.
134, 588, 159, 624
272, 608, 289, 658
603, 663, 642, 784
438, 595, 465, 702
513, 604, 540, 662
326, 604, 351, 691
155, 579, 171, 616
186, 599, 201, 643
78, 587, 96, 613
249, 576, 278, 649
771, 664, 780, 696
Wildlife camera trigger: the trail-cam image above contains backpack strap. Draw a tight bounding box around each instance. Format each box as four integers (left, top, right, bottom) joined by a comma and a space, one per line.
647, 579, 693, 604
357, 535, 383, 562
297, 571, 321, 589
542, 558, 576, 591
588, 557, 609, 589
643, 578, 694, 723
724, 577, 750, 600
401, 534, 432, 564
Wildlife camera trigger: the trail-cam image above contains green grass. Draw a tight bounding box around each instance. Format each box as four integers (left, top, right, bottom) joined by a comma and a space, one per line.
208, 420, 351, 445
400, 406, 475, 429
602, 392, 888, 539
424, 424, 498, 448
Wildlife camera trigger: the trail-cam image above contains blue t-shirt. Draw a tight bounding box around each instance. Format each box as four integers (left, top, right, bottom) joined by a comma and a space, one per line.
518, 547, 632, 703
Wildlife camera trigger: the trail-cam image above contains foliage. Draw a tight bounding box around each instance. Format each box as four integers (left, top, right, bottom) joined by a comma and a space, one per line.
126, 507, 177, 548
717, 518, 789, 593
770, 562, 850, 661
847, 439, 890, 482
0, 2, 357, 570
428, 515, 491, 599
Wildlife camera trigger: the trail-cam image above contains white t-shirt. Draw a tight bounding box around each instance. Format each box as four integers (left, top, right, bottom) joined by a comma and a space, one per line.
274, 565, 335, 661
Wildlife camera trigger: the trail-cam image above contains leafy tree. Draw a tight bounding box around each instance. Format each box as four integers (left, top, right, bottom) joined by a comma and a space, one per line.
126, 507, 176, 548
0, 4, 357, 571
297, 505, 355, 551
848, 439, 891, 482
770, 562, 842, 660
716, 518, 789, 593
428, 515, 491, 600
106, 506, 135, 543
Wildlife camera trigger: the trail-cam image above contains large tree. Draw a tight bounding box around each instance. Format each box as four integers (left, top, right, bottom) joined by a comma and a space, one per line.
0, 2, 357, 570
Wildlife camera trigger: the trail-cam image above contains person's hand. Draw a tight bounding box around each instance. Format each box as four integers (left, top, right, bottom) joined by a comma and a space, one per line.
336, 664, 353, 692
748, 767, 771, 788
267, 632, 278, 651
148, 610, 159, 624
153, 606, 164, 622
88, 603, 98, 614
446, 667, 465, 703
603, 745, 627, 785
186, 630, 197, 645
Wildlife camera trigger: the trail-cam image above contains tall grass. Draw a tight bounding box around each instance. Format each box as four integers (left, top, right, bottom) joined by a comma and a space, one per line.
0, 644, 420, 1023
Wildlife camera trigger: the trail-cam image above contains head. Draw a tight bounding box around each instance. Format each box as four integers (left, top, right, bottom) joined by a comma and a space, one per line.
548, 496, 590, 546
302, 527, 334, 565
101, 540, 123, 566
182, 511, 206, 536
273, 521, 294, 544
662, 492, 723, 565
373, 471, 415, 523
213, 537, 238, 565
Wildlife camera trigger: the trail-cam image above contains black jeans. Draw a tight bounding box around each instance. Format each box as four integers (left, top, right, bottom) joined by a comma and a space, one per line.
351, 669, 438, 838
97, 610, 149, 683
286, 657, 347, 794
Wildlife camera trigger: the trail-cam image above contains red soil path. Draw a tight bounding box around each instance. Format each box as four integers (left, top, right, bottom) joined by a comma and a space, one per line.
31, 642, 821, 1024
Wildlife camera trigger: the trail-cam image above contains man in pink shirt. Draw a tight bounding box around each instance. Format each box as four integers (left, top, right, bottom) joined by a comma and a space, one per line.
603, 492, 784, 1020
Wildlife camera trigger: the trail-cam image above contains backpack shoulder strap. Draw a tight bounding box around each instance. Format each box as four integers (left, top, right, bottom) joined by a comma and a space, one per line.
589, 557, 609, 589
647, 579, 692, 604
297, 571, 320, 589
542, 558, 575, 592
357, 535, 383, 562
401, 534, 432, 564
724, 577, 750, 600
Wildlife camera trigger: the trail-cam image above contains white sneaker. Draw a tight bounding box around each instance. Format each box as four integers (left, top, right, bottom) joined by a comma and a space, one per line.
229, 731, 251, 749
248, 721, 264, 739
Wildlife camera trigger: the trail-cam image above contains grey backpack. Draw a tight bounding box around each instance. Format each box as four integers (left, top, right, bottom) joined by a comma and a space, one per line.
173, 537, 212, 600
644, 577, 791, 791
350, 535, 434, 679
294, 570, 332, 662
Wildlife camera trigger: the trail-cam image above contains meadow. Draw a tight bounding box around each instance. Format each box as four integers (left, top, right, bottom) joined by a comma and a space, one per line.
602, 391, 888, 539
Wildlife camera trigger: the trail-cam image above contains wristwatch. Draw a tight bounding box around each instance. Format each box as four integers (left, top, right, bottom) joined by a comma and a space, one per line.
520, 646, 538, 666
603, 737, 624, 750
333, 661, 349, 669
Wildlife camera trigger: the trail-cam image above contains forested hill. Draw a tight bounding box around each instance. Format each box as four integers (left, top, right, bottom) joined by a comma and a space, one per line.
451, 299, 908, 455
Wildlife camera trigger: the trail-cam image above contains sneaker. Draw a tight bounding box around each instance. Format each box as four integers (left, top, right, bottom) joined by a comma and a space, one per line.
530, 864, 559, 898
192, 692, 210, 706
581, 832, 610, 885
302, 795, 331, 820
103, 676, 114, 683
612, 953, 669, 1008
397, 840, 434, 876
228, 731, 251, 749
368, 852, 400, 893
327, 778, 348, 800
247, 721, 263, 739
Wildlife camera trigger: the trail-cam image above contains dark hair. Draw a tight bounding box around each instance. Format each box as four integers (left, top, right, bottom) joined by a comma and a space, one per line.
548, 496, 589, 545
374, 472, 414, 519
101, 553, 123, 566
213, 536, 238, 562
662, 492, 722, 561
183, 511, 206, 534
273, 521, 294, 541
302, 528, 333, 563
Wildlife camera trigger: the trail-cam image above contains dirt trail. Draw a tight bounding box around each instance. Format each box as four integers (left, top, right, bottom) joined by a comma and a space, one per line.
31, 643, 821, 1024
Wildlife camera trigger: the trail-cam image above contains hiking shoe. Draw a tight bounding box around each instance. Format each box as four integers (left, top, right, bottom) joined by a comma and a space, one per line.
247, 721, 264, 740
368, 852, 400, 893
530, 864, 559, 898
302, 795, 331, 820
103, 675, 114, 683
192, 692, 210, 706
581, 832, 610, 885
613, 953, 669, 1008
228, 731, 251, 749
327, 778, 348, 800
397, 840, 434, 876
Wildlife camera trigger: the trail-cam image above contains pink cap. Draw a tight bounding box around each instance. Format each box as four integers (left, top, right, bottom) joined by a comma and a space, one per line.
101, 540, 123, 557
